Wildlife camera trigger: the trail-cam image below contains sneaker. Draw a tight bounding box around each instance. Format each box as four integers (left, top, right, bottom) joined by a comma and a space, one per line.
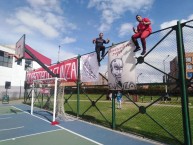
133, 47, 141, 52
141, 50, 146, 55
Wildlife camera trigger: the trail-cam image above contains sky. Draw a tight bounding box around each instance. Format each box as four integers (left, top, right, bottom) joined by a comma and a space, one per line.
0, 0, 193, 66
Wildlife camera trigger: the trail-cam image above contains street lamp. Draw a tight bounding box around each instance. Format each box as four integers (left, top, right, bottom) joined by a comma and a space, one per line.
137, 73, 142, 83
58, 45, 61, 63
163, 55, 170, 94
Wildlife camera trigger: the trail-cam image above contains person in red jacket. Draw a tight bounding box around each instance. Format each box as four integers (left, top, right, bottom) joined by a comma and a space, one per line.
132, 15, 152, 55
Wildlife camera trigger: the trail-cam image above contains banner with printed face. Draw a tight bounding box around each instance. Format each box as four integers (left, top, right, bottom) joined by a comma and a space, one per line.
26, 58, 78, 84
108, 40, 136, 90
80, 52, 99, 82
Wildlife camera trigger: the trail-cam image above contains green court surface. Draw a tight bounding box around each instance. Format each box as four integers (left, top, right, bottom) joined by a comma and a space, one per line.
0, 105, 102, 145
0, 106, 22, 115
0, 104, 159, 145
0, 129, 100, 145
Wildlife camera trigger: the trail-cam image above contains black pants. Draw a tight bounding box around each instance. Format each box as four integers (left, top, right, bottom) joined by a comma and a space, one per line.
95, 46, 105, 63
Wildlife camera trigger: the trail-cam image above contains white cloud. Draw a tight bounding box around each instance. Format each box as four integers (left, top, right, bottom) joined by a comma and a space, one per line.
159, 14, 193, 52
5, 1, 76, 39
160, 20, 178, 29
119, 23, 133, 37
13, 25, 33, 34
26, 0, 63, 13
56, 49, 77, 63
102, 9, 118, 24
61, 37, 77, 44
99, 23, 110, 32
160, 14, 193, 29
5, 18, 19, 25
15, 9, 59, 38
88, 0, 154, 32
187, 14, 193, 20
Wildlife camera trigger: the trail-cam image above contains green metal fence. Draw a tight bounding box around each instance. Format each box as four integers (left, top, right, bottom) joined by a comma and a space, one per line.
63, 20, 193, 145
25, 20, 193, 145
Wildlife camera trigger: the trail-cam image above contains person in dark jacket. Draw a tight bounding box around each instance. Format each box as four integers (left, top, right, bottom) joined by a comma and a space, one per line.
93, 33, 110, 66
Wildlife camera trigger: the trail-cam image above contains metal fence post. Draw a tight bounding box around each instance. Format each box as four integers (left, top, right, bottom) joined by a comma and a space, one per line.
176, 21, 192, 145
112, 91, 116, 129
77, 55, 81, 117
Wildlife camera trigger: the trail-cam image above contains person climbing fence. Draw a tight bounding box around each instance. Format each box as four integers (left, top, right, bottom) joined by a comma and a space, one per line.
93, 32, 110, 66
132, 15, 152, 55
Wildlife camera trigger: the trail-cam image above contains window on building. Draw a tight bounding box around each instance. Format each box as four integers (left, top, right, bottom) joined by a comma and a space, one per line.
186, 57, 192, 62
187, 64, 193, 70
0, 50, 13, 68
17, 59, 22, 66
0, 51, 4, 56
25, 59, 32, 70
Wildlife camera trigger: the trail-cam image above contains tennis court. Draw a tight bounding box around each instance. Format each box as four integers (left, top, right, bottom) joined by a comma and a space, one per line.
0, 104, 162, 145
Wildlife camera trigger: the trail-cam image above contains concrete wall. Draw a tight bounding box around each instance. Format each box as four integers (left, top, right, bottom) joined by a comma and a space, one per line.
0, 57, 26, 100
0, 45, 46, 100
0, 45, 26, 100
0, 86, 25, 100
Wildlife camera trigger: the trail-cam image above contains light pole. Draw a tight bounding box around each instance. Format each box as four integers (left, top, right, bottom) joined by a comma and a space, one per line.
58, 45, 61, 63
137, 73, 142, 83
163, 55, 170, 94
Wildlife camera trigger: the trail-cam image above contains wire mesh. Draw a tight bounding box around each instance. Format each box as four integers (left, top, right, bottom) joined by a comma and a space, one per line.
109, 24, 185, 144
24, 20, 193, 145
183, 20, 193, 144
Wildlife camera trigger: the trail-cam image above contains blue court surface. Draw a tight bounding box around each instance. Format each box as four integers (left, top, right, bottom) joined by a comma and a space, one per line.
0, 104, 164, 145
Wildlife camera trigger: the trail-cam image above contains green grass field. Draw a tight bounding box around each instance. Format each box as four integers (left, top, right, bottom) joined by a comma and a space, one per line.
32, 94, 193, 145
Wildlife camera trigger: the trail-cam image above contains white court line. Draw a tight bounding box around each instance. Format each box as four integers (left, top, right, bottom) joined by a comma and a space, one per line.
12, 106, 103, 145
55, 124, 103, 145
0, 129, 62, 143
0, 117, 12, 120
0, 126, 24, 132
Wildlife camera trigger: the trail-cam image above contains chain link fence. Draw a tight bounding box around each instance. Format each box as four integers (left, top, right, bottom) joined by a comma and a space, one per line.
25, 20, 193, 145
183, 20, 193, 145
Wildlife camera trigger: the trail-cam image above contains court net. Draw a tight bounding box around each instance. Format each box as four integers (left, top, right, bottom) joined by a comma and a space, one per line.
30, 77, 74, 125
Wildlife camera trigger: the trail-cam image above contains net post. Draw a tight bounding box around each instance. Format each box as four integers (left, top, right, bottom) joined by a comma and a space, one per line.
112, 91, 116, 129
30, 82, 34, 115
53, 77, 58, 122
77, 55, 81, 117
176, 21, 192, 145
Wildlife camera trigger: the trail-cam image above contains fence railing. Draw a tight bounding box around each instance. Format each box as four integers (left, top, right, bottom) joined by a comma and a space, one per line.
25, 20, 193, 145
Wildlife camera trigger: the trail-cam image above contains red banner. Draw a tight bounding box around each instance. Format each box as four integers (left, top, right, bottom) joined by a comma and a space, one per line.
26, 58, 78, 84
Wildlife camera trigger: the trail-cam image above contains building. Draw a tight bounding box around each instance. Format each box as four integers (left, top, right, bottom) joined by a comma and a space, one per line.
169, 57, 178, 80
0, 44, 51, 100
168, 52, 193, 89
185, 52, 193, 79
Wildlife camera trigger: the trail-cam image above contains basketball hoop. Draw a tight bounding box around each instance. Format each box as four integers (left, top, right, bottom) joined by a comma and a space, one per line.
15, 34, 25, 62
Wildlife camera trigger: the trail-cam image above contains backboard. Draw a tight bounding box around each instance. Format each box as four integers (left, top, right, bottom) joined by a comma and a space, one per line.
15, 34, 26, 61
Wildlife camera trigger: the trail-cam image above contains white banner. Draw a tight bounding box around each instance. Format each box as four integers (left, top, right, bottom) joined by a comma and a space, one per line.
80, 52, 99, 82
108, 40, 136, 90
